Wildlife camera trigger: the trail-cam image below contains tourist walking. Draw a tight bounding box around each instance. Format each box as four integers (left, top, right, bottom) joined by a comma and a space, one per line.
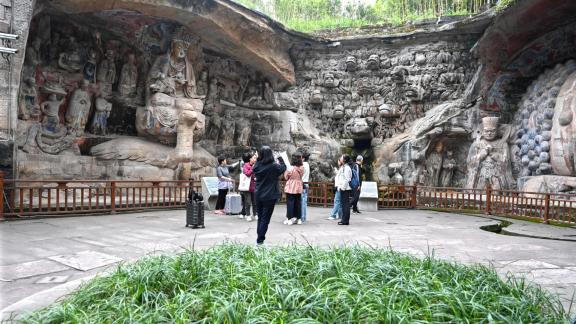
214, 156, 239, 215
335, 154, 353, 225
351, 155, 363, 214
301, 152, 311, 223
253, 146, 286, 245
240, 152, 257, 221
284, 154, 304, 225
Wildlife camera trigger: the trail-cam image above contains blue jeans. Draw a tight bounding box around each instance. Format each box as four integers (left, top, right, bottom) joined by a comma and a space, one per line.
329, 190, 342, 219
301, 185, 308, 221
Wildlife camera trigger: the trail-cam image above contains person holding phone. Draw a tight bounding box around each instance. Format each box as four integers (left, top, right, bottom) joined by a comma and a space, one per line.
214, 156, 239, 215
253, 146, 286, 245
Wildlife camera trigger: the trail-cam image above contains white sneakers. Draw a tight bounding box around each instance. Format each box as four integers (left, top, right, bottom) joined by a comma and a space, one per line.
238, 214, 245, 219
246, 216, 253, 222
284, 217, 302, 225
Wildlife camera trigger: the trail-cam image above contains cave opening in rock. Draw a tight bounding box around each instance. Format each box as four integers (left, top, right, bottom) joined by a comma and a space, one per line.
351, 139, 373, 181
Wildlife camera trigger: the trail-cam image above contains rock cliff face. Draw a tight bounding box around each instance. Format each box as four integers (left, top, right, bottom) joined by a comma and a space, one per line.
9, 0, 576, 193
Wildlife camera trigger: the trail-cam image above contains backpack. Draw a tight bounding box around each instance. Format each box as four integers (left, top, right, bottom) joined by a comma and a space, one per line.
349, 165, 360, 191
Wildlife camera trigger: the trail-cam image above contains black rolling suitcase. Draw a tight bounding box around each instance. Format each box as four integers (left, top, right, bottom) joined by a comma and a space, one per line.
186, 186, 205, 229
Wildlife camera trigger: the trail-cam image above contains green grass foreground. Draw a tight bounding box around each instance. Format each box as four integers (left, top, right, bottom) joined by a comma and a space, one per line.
23, 244, 568, 323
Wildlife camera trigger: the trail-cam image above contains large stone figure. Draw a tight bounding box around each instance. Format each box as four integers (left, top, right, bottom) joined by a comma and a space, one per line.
440, 150, 456, 187
91, 97, 112, 135
40, 94, 64, 132
66, 81, 92, 136
219, 111, 235, 146
147, 28, 198, 99
132, 27, 205, 179
465, 117, 514, 190
18, 77, 39, 120
235, 117, 251, 147
97, 49, 117, 97
118, 53, 138, 97
550, 70, 576, 176
427, 142, 444, 187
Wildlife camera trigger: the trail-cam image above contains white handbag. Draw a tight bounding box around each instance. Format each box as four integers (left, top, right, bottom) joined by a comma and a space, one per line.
238, 172, 251, 191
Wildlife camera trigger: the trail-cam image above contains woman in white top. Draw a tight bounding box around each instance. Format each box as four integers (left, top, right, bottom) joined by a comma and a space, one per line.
300, 152, 311, 223
335, 154, 353, 225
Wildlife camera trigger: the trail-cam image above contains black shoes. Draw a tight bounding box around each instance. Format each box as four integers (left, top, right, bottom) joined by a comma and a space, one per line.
337, 222, 349, 225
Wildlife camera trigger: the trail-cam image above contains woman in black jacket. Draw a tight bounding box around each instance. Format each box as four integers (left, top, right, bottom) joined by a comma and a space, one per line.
253, 146, 287, 245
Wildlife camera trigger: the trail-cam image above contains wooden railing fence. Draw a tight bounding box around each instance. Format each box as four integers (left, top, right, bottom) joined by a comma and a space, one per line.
1, 177, 575, 225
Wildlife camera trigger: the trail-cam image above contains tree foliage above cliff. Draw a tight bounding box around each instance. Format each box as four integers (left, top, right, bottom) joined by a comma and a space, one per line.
234, 0, 500, 33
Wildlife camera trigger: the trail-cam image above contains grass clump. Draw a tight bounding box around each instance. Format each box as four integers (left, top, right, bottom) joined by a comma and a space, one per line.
23, 244, 568, 323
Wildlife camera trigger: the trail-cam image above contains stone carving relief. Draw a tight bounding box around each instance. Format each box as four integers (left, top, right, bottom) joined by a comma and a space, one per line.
290, 42, 475, 149
118, 53, 138, 97
18, 77, 40, 120
549, 69, 576, 177
511, 61, 576, 178
66, 80, 92, 136
91, 97, 112, 135
465, 117, 514, 190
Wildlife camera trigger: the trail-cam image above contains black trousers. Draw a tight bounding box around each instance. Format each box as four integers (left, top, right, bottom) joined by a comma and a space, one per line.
351, 188, 361, 211
241, 191, 255, 216
256, 199, 277, 244
215, 189, 228, 210
340, 190, 352, 224
285, 193, 301, 220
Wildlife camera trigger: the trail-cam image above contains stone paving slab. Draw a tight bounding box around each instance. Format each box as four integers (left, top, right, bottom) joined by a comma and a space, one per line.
0, 260, 70, 281
48, 251, 122, 271
1, 207, 575, 319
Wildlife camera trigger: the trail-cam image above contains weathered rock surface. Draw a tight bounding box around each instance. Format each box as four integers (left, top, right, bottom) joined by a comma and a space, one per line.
7, 0, 576, 193
47, 0, 296, 86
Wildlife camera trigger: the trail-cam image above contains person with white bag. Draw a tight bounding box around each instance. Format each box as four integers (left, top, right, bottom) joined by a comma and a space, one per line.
239, 151, 257, 221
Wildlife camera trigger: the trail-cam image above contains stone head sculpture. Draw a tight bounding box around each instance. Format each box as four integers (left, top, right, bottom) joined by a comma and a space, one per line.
25, 76, 36, 86
105, 49, 114, 60
324, 72, 337, 88
345, 56, 357, 72
367, 54, 380, 70
481, 116, 499, 141
333, 104, 344, 119
172, 40, 188, 59
391, 66, 409, 84
171, 27, 195, 59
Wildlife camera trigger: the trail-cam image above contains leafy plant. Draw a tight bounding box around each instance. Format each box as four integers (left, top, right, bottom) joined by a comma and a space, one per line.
22, 243, 568, 323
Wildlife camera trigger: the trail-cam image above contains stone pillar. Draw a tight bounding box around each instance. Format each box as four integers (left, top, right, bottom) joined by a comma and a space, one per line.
174, 98, 204, 180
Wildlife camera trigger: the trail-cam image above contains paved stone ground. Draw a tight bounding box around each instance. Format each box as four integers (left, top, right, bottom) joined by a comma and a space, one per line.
1, 207, 576, 320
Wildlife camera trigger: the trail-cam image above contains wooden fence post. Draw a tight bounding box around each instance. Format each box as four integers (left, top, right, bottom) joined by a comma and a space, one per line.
0, 171, 4, 220
485, 184, 492, 215
411, 185, 417, 209
543, 193, 550, 224
110, 181, 116, 214
323, 183, 328, 208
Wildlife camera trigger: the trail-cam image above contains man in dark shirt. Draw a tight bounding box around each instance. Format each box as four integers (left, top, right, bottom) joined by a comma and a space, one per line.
351, 155, 363, 214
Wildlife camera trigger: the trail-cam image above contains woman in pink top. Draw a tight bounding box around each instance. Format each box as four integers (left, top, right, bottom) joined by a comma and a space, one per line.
284, 153, 304, 225
241, 152, 257, 222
